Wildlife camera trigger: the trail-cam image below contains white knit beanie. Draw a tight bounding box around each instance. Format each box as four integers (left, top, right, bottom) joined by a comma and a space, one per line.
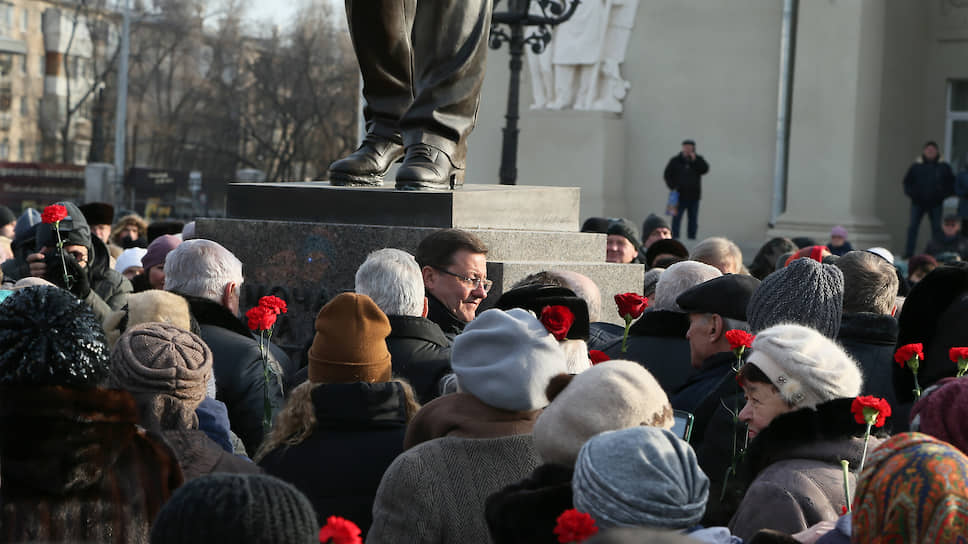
115, 247, 148, 273
533, 360, 673, 467
746, 323, 863, 408
451, 308, 568, 412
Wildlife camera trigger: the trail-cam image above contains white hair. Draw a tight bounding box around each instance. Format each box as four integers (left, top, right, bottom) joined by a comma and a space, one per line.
690, 237, 743, 275
553, 270, 603, 323
652, 261, 722, 313
355, 248, 425, 317
164, 239, 243, 303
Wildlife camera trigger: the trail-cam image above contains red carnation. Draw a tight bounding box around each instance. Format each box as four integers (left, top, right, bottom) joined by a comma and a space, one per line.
951, 347, 968, 377
850, 395, 891, 428
894, 343, 923, 367
246, 305, 277, 331
41, 204, 68, 224
541, 305, 575, 341
319, 516, 362, 544
614, 292, 648, 320
589, 350, 610, 365
553, 509, 598, 544
259, 295, 288, 315
725, 330, 755, 351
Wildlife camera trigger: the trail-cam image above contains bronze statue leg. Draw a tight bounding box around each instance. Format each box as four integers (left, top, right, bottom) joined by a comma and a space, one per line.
401, 0, 493, 169
345, 0, 416, 138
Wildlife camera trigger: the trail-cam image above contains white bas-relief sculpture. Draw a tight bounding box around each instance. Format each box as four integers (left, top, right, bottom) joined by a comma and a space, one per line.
527, 0, 640, 113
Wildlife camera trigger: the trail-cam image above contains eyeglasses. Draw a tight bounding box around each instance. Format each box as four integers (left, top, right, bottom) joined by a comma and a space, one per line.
432, 266, 493, 292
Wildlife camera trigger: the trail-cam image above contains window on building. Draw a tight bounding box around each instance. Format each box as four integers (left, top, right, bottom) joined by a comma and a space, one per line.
19, 53, 24, 75
39, 55, 44, 76
17, 139, 23, 161
0, 3, 11, 33
19, 95, 26, 115
947, 80, 968, 173
20, 7, 25, 33
0, 139, 9, 160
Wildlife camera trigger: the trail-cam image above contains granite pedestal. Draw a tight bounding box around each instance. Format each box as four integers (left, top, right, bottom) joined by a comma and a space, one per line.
198, 183, 643, 366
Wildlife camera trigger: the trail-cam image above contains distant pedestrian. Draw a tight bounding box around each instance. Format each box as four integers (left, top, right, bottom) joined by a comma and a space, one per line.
664, 139, 709, 240
902, 141, 955, 258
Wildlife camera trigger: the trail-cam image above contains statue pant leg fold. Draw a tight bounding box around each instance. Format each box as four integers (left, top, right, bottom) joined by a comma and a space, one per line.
401, 0, 493, 169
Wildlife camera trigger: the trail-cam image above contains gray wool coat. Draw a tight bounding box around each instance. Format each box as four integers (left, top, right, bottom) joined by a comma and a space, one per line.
367, 434, 540, 544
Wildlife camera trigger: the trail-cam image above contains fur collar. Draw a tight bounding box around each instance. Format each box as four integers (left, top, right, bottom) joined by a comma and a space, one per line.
744, 397, 888, 480
838, 312, 898, 346
178, 293, 251, 338
629, 309, 690, 338
0, 386, 144, 493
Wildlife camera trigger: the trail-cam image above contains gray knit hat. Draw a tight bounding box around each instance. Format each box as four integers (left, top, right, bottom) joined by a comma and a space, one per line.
451, 308, 567, 412
109, 322, 212, 429
150, 473, 318, 543
745, 323, 862, 408
572, 427, 709, 530
746, 257, 844, 338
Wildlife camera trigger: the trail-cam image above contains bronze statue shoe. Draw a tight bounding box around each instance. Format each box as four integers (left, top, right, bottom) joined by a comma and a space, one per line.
395, 143, 464, 190
328, 132, 405, 186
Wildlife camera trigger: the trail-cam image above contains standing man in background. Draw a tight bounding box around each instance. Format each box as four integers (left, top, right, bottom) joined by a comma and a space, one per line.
903, 141, 955, 258
664, 139, 709, 240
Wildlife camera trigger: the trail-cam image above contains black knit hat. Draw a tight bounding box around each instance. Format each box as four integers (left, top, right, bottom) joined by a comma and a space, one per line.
606, 218, 641, 251
495, 285, 590, 340
746, 258, 844, 338
79, 202, 115, 226
676, 274, 761, 321
150, 473, 318, 544
641, 214, 670, 240
0, 205, 15, 226
645, 239, 689, 268
581, 217, 610, 234
0, 285, 109, 388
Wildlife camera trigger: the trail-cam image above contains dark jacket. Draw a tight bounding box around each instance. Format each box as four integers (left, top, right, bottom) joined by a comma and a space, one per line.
826, 241, 853, 257
180, 294, 288, 455
485, 463, 574, 544
386, 314, 452, 404
259, 381, 409, 533
196, 396, 235, 453
924, 234, 968, 259
602, 309, 695, 394
426, 292, 466, 339
664, 152, 710, 201
162, 428, 262, 481
673, 351, 743, 458
0, 386, 183, 544
903, 155, 955, 207
588, 321, 623, 351
728, 398, 886, 540
957, 169, 968, 218
672, 351, 737, 416
837, 312, 898, 407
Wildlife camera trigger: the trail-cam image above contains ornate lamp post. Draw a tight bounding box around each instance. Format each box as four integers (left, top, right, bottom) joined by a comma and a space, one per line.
490, 0, 580, 185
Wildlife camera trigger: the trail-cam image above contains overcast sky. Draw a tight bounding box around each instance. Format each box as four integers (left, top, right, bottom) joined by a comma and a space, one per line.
246, 0, 300, 26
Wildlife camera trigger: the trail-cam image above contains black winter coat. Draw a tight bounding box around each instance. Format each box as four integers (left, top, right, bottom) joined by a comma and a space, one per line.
485, 463, 574, 544
602, 310, 695, 394
924, 234, 968, 258
426, 292, 466, 339
180, 294, 289, 455
837, 312, 898, 408
259, 381, 409, 534
664, 153, 710, 201
386, 315, 452, 404
903, 156, 954, 207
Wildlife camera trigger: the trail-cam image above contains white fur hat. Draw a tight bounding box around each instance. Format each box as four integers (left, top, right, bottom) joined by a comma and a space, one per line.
746, 323, 863, 408
533, 360, 673, 467
115, 247, 148, 273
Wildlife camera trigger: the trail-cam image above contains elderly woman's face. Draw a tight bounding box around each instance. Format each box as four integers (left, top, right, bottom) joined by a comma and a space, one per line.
739, 381, 793, 441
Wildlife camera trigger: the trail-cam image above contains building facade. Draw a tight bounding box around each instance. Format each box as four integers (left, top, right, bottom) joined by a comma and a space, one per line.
467, 0, 968, 258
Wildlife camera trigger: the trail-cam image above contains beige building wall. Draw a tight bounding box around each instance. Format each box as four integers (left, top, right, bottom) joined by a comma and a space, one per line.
468, 0, 968, 260
0, 0, 47, 163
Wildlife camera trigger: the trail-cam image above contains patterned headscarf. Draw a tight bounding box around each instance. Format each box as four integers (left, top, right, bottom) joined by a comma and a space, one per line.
852, 432, 968, 544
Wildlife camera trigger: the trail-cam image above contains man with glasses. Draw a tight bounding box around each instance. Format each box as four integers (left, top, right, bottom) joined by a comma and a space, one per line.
415, 229, 490, 338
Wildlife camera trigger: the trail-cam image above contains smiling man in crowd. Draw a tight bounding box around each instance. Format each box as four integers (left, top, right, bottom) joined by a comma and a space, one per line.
415, 228, 490, 338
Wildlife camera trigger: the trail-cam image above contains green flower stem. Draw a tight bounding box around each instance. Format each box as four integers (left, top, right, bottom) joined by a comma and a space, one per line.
53, 222, 72, 289
260, 330, 271, 434
841, 460, 852, 513
620, 315, 632, 353
858, 422, 873, 474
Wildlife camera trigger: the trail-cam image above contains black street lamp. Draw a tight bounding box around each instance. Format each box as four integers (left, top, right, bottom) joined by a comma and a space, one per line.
490, 0, 580, 185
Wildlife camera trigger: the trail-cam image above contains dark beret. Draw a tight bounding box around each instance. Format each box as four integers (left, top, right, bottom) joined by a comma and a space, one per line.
675, 273, 761, 321
495, 284, 590, 341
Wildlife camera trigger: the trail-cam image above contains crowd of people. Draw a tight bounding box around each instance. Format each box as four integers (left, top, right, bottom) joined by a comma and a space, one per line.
1, 198, 968, 544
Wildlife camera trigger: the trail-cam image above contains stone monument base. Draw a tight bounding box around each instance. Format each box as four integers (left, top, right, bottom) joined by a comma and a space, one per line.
197, 182, 643, 367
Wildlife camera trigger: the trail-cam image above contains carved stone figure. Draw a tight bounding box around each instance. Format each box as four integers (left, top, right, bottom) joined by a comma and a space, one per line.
528, 0, 639, 113
328, 1, 493, 190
